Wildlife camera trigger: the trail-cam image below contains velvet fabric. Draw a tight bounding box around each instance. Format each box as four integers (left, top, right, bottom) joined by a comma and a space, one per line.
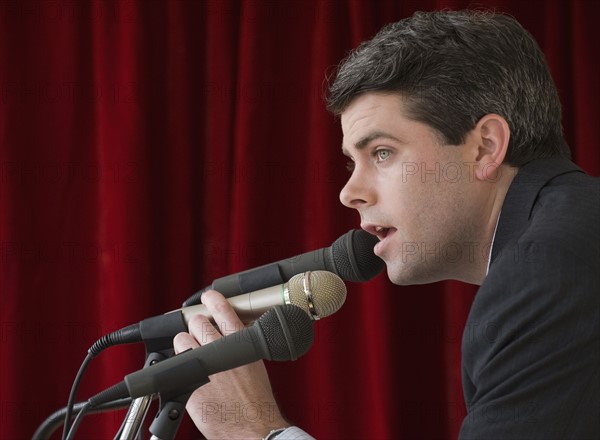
1, 1, 598, 438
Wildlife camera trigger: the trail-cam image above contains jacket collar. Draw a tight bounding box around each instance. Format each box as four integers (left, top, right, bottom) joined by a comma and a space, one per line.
490, 157, 583, 265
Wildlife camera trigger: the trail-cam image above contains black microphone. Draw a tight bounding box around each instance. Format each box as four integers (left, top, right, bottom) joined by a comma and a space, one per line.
89, 271, 345, 356
87, 304, 314, 407
182, 228, 384, 307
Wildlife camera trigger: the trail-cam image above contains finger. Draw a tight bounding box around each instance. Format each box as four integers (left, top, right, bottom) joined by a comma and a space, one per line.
187, 312, 223, 345
201, 290, 245, 336
173, 332, 199, 354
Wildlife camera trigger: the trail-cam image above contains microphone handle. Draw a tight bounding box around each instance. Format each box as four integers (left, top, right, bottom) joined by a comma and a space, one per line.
125, 324, 267, 400
177, 283, 287, 324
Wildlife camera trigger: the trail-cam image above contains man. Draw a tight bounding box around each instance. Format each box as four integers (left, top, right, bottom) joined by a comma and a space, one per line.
174, 10, 599, 439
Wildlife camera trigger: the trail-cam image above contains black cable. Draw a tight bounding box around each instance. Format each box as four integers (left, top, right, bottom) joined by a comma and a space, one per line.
32, 398, 132, 440
64, 402, 91, 440
61, 324, 142, 440
61, 353, 93, 440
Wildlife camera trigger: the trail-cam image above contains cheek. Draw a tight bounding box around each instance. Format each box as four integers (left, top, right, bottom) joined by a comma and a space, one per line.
397, 180, 452, 231
384, 179, 428, 230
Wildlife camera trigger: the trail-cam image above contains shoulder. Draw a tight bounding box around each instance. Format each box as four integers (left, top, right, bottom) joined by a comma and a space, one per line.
529, 170, 599, 247
465, 168, 599, 391
460, 164, 600, 439
475, 170, 599, 327
495, 168, 599, 269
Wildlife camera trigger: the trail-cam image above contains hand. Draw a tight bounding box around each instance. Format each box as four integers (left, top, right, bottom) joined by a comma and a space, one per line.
173, 290, 290, 439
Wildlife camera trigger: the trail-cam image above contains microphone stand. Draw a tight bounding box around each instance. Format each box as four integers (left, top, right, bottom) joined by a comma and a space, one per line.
116, 352, 167, 440
147, 390, 195, 440
116, 345, 210, 439
118, 394, 154, 439
115, 347, 173, 440
123, 363, 209, 440
115, 311, 193, 439
145, 352, 211, 440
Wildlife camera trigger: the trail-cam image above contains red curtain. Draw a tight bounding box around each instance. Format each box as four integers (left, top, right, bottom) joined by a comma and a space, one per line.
1, 1, 598, 439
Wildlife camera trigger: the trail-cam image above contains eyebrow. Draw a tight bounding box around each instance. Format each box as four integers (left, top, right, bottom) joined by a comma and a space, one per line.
342, 130, 403, 155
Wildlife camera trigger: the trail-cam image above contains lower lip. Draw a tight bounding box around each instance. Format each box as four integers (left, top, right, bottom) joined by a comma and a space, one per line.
374, 241, 384, 256
373, 229, 396, 255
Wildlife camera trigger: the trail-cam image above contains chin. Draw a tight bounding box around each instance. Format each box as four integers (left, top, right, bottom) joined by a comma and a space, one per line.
386, 262, 444, 286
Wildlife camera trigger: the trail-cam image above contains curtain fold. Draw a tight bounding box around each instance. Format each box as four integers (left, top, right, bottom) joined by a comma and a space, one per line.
1, 1, 598, 439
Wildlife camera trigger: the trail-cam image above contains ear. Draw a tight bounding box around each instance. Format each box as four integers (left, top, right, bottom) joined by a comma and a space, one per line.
471, 114, 510, 182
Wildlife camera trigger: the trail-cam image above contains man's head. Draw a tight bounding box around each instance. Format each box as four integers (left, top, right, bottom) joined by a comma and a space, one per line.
328, 10, 570, 166
333, 11, 570, 285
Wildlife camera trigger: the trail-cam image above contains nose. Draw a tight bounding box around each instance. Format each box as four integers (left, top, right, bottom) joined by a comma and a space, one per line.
339, 168, 373, 209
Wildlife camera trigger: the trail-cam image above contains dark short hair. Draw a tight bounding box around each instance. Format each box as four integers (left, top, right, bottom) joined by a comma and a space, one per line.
327, 10, 571, 167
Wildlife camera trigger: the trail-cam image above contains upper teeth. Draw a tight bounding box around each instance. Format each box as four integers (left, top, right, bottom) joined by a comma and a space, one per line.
375, 226, 384, 232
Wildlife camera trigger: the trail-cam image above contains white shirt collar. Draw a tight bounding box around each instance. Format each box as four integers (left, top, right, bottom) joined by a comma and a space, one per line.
486, 211, 501, 275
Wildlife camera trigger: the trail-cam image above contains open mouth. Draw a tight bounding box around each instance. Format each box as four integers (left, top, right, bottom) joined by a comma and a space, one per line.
363, 224, 396, 241
374, 226, 390, 240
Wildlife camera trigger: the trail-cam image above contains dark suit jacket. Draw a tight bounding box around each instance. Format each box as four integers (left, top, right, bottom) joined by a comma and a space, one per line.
459, 158, 600, 439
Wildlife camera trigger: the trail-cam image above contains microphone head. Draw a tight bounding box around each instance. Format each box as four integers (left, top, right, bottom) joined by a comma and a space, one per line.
287, 271, 347, 320
331, 229, 385, 282
257, 304, 314, 361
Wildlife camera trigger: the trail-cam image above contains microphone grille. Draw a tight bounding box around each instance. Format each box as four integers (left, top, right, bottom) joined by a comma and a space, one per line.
287, 271, 347, 319
257, 304, 314, 361
332, 229, 385, 282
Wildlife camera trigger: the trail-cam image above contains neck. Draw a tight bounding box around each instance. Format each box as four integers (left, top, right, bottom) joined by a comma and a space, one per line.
462, 164, 518, 285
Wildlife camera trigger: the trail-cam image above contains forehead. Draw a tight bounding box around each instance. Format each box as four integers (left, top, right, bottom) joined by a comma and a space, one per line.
340, 92, 405, 136
340, 92, 441, 153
